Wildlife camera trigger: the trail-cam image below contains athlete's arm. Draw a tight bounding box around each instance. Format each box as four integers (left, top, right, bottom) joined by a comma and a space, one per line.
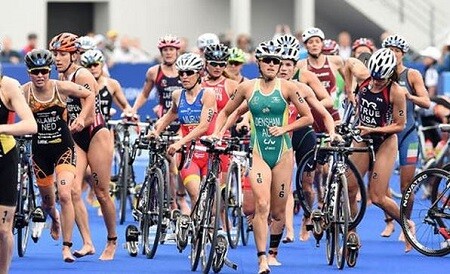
407, 69, 431, 109
344, 57, 370, 103
71, 68, 98, 128
301, 70, 333, 108
299, 82, 336, 135
132, 66, 156, 113
0, 77, 37, 135
57, 80, 96, 126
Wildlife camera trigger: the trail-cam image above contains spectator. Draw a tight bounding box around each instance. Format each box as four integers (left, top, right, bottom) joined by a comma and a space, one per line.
420, 46, 441, 96
110, 36, 151, 64
235, 33, 254, 62
21, 33, 38, 56
0, 36, 22, 64
337, 31, 352, 60
437, 37, 450, 74
179, 37, 189, 55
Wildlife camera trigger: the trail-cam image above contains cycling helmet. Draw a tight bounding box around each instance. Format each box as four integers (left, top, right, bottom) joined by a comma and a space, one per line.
175, 53, 204, 72
302, 27, 325, 43
352, 38, 374, 52
255, 40, 283, 59
274, 34, 300, 49
24, 49, 54, 69
204, 44, 230, 62
80, 49, 105, 67
367, 48, 397, 80
322, 39, 340, 55
197, 33, 220, 50
157, 34, 181, 50
382, 34, 410, 53
281, 46, 299, 62
49, 32, 79, 52
77, 36, 96, 52
228, 47, 246, 63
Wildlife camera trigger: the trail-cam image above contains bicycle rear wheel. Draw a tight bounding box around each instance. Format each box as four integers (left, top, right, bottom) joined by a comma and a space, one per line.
295, 150, 366, 230
191, 179, 208, 272
400, 168, 450, 256
142, 168, 164, 259
224, 162, 242, 249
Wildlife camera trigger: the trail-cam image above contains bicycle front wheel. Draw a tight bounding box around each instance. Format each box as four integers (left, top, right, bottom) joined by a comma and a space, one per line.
17, 165, 35, 257
119, 147, 130, 225
224, 162, 242, 249
334, 174, 349, 269
143, 168, 164, 259
400, 168, 450, 256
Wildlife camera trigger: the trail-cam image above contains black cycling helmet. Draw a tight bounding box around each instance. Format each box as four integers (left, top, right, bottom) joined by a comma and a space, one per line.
24, 49, 54, 69
203, 44, 230, 62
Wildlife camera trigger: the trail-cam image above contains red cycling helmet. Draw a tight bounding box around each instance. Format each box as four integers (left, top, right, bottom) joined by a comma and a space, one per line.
322, 39, 339, 55
157, 35, 181, 50
352, 38, 374, 52
49, 32, 79, 52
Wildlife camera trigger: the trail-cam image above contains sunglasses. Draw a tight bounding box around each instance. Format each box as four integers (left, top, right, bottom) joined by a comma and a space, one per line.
86, 62, 101, 69
260, 57, 281, 65
178, 70, 196, 77
228, 61, 243, 66
28, 68, 51, 75
208, 61, 227, 68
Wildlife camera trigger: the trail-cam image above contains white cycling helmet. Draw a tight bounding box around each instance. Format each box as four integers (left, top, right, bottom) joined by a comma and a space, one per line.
274, 34, 300, 49
197, 33, 220, 50
281, 46, 299, 62
80, 49, 104, 67
367, 48, 397, 80
255, 40, 283, 60
420, 46, 441, 61
302, 27, 325, 43
382, 34, 410, 53
77, 36, 97, 52
175, 53, 204, 72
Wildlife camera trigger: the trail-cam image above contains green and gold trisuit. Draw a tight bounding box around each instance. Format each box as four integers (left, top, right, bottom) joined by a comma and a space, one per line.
248, 78, 291, 168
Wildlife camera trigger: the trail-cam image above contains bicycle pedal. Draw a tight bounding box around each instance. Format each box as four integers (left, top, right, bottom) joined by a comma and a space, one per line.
31, 222, 45, 243
31, 207, 47, 223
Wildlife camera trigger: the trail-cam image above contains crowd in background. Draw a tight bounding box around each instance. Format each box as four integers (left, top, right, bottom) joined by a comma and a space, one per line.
3, 26, 450, 96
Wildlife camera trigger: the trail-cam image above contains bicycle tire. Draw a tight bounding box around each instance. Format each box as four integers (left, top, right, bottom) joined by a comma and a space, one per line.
335, 174, 349, 270
191, 178, 208, 272
240, 215, 249, 246
295, 149, 366, 230
400, 168, 450, 256
17, 166, 29, 257
144, 168, 164, 259
202, 178, 221, 274
224, 162, 242, 249
119, 146, 130, 225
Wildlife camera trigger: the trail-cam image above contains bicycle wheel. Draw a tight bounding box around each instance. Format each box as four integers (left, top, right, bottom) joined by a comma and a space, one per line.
142, 168, 164, 259
400, 168, 450, 256
240, 215, 250, 246
191, 179, 208, 271
325, 226, 334, 265
295, 150, 366, 230
334, 174, 349, 269
17, 165, 35, 257
201, 178, 221, 274
119, 146, 130, 225
224, 162, 242, 249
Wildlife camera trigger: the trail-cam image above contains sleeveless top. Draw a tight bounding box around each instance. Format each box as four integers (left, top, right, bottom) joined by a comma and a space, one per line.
248, 79, 292, 168
27, 82, 73, 146
155, 65, 182, 115
177, 89, 214, 137
0, 89, 16, 156
202, 77, 229, 112
307, 56, 337, 95
357, 78, 392, 128
397, 68, 415, 130
67, 68, 105, 128
98, 85, 113, 118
